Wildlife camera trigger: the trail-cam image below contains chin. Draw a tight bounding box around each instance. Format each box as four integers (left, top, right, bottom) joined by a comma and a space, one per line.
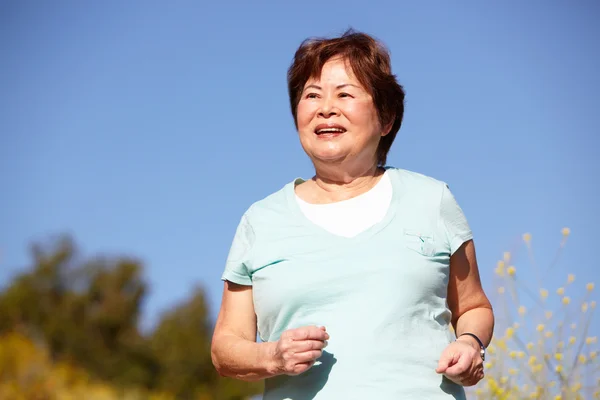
311, 151, 347, 163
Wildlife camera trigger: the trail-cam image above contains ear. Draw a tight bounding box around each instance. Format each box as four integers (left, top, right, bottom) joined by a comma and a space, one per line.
381, 118, 395, 137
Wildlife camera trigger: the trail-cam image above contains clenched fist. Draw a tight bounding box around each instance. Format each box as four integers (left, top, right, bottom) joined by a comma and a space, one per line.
270, 325, 329, 376
435, 338, 484, 386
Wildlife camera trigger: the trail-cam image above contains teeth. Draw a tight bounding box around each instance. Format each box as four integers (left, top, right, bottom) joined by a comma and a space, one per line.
316, 128, 345, 134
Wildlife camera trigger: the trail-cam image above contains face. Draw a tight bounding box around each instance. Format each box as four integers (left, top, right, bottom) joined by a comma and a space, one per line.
296, 57, 388, 167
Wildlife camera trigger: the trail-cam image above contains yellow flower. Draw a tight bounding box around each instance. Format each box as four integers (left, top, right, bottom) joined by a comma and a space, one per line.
485, 362, 493, 369
528, 355, 537, 365
518, 305, 526, 316
536, 324, 545, 332
571, 382, 582, 392
500, 376, 508, 384
562, 296, 571, 305
587, 282, 595, 291
505, 327, 515, 339
517, 351, 525, 358
508, 368, 517, 375
545, 311, 553, 319
590, 351, 597, 359
494, 263, 505, 276
586, 337, 597, 345
554, 353, 563, 361
540, 288, 548, 300
523, 232, 532, 243
533, 364, 543, 373
507, 266, 516, 276
567, 274, 575, 283
557, 341, 564, 349
510, 351, 517, 359
571, 323, 577, 330
582, 302, 589, 312
579, 355, 587, 364
569, 336, 576, 345
503, 251, 511, 262
592, 301, 597, 309
557, 287, 565, 296
545, 331, 553, 338
526, 342, 534, 350
513, 322, 520, 329
555, 365, 563, 373
554, 395, 562, 400
562, 227, 570, 236
498, 286, 505, 294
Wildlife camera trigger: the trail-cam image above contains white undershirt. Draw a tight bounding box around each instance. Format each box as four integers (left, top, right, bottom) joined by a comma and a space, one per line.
295, 171, 393, 238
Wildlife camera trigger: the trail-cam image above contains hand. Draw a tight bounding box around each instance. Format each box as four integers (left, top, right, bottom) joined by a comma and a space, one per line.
435, 338, 484, 386
270, 326, 329, 376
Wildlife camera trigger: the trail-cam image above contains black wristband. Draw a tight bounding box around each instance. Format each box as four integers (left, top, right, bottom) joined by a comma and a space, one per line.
458, 332, 485, 348
458, 332, 486, 361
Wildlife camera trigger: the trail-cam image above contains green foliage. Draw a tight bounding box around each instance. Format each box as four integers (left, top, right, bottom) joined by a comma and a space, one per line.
0, 235, 262, 399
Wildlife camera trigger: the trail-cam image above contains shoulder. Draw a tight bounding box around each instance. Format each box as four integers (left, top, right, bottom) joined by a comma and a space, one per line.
241, 179, 296, 227
386, 167, 447, 198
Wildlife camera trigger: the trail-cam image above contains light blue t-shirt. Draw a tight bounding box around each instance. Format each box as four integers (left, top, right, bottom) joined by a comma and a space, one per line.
222, 168, 473, 400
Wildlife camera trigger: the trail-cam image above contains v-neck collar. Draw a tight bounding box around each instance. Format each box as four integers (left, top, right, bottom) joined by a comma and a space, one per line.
284, 167, 401, 242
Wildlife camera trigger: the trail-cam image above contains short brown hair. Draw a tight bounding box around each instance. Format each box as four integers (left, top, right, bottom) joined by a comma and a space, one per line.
287, 29, 405, 166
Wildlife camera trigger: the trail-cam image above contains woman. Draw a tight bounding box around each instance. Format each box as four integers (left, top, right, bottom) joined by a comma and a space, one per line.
211, 29, 494, 399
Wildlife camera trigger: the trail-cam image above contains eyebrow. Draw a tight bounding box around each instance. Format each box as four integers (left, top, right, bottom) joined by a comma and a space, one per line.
303, 83, 361, 91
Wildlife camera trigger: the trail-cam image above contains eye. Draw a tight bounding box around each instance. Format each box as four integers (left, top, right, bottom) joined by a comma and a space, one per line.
338, 92, 352, 98
305, 92, 319, 99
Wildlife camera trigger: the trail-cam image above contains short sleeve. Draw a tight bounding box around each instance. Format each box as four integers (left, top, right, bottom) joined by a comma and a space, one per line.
221, 214, 254, 285
439, 184, 473, 255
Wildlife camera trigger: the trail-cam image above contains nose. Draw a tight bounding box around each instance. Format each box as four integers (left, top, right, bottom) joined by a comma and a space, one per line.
317, 95, 340, 118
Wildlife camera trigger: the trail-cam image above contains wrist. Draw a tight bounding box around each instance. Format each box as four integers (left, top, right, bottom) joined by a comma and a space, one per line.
261, 341, 282, 376
456, 332, 486, 361
456, 335, 480, 351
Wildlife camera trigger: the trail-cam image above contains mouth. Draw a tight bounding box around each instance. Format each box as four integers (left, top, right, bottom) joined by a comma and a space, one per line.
314, 124, 347, 136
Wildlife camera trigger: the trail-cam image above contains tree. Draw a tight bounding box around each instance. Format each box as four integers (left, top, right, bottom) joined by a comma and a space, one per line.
150, 286, 263, 399
0, 331, 175, 400
0, 235, 261, 399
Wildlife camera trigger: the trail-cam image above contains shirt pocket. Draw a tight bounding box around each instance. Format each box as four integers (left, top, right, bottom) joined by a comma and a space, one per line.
403, 229, 437, 257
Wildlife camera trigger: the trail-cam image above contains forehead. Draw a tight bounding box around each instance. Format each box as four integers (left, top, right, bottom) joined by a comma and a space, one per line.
305, 57, 358, 85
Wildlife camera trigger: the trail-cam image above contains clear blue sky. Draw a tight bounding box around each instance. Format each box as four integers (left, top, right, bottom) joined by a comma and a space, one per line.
1, 1, 598, 333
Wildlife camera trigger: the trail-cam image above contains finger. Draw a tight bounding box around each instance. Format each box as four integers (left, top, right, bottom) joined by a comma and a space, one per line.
290, 326, 330, 341
444, 353, 472, 377
436, 352, 458, 374
460, 366, 484, 386
293, 349, 323, 363
290, 361, 315, 375
293, 339, 328, 353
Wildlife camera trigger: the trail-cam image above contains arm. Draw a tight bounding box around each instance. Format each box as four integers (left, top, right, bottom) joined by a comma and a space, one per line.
211, 281, 329, 381
447, 239, 494, 349
211, 281, 277, 381
436, 240, 493, 385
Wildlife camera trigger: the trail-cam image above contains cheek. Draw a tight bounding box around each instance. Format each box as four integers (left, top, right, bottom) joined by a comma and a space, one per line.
296, 102, 316, 131
345, 103, 380, 130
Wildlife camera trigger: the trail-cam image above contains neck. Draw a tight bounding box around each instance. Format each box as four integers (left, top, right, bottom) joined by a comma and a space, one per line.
311, 161, 383, 202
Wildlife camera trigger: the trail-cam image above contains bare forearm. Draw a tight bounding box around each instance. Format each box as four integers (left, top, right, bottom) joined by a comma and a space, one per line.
211, 334, 278, 381
455, 307, 494, 348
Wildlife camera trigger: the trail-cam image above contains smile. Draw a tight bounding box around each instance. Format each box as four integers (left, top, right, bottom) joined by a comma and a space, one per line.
314, 124, 347, 135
